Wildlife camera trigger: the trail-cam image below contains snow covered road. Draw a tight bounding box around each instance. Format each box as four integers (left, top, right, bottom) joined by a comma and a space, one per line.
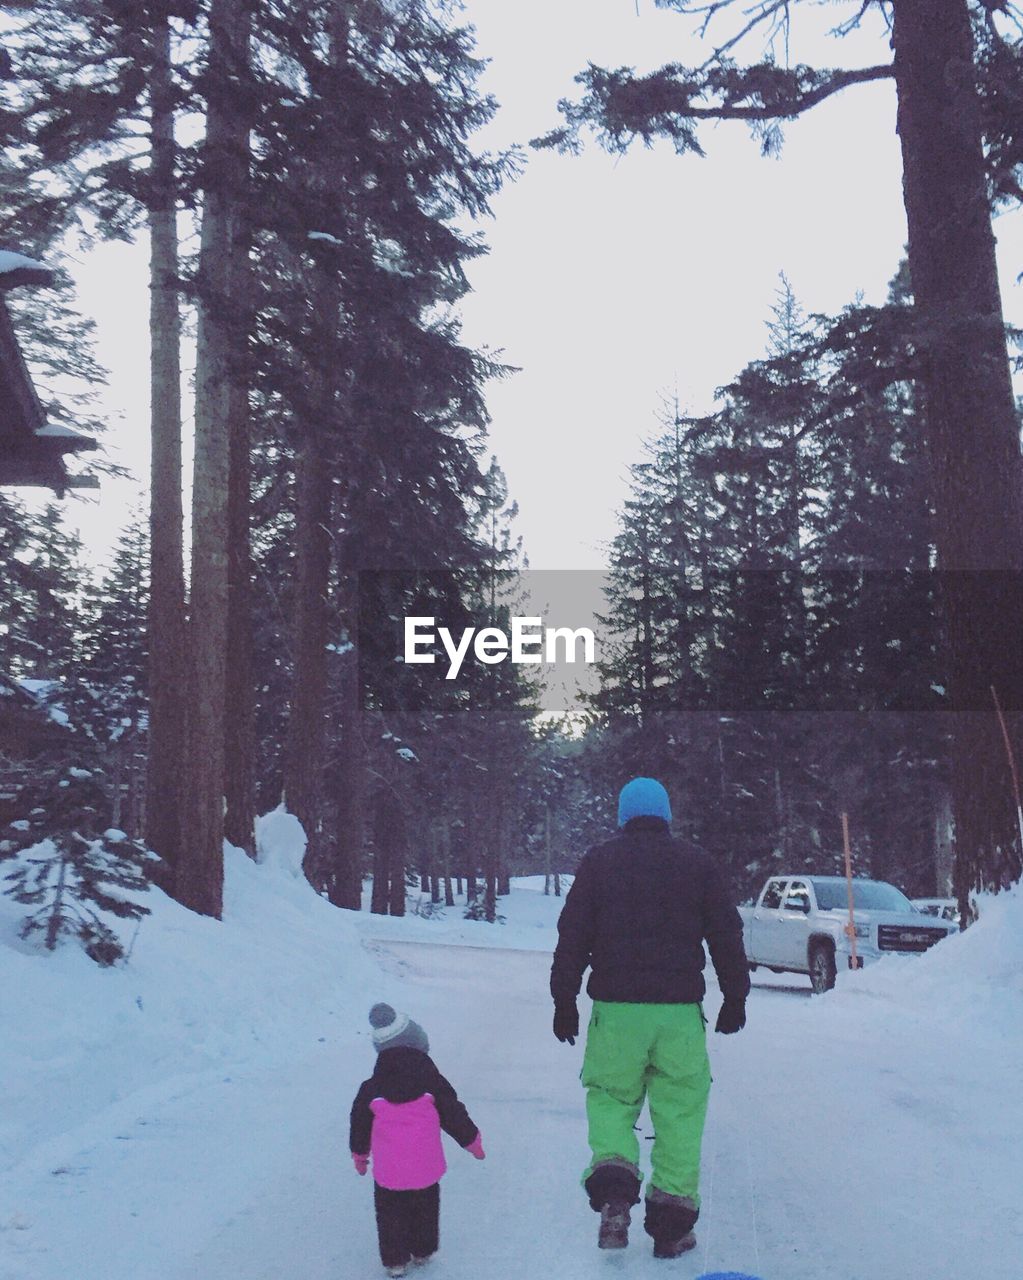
5, 913, 1020, 1280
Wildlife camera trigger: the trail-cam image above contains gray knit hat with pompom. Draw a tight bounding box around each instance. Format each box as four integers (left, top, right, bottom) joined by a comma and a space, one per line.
369, 1002, 429, 1054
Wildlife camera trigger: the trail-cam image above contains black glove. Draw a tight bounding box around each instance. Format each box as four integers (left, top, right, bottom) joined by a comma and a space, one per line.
715, 999, 746, 1035
553, 1001, 579, 1045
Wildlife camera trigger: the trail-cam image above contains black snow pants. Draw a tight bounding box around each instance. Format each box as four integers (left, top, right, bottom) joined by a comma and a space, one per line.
373, 1182, 440, 1268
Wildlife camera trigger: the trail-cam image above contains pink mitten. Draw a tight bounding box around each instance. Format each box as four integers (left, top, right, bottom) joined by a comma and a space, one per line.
466, 1132, 485, 1161
352, 1153, 369, 1176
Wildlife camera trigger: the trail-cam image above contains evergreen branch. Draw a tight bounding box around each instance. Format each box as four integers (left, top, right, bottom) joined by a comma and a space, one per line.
685, 67, 895, 119
534, 60, 895, 155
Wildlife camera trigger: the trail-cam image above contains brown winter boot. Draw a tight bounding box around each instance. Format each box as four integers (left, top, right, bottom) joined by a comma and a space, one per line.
598, 1200, 632, 1249
652, 1230, 697, 1258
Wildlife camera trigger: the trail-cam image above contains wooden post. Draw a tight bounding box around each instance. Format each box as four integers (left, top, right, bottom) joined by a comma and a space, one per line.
841, 811, 859, 970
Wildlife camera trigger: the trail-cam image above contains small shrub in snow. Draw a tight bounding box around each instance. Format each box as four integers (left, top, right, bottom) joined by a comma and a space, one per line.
2, 767, 157, 965
463, 899, 506, 924
410, 896, 445, 920
5, 834, 151, 965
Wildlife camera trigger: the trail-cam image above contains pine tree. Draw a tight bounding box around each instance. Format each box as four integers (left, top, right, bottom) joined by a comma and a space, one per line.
0, 497, 74, 680
146, 3, 189, 876
2, 767, 153, 966
252, 0, 514, 900
15, 504, 81, 683
76, 512, 150, 836
177, 0, 254, 919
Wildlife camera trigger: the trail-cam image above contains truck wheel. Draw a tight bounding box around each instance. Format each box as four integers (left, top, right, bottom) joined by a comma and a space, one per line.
809, 943, 836, 994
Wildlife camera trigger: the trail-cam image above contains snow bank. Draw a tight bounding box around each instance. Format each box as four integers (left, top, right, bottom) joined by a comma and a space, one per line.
824, 885, 1023, 1033
0, 833, 381, 1178
0, 853, 572, 1182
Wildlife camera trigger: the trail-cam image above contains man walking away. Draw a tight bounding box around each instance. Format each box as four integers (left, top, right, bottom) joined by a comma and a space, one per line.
550, 777, 750, 1258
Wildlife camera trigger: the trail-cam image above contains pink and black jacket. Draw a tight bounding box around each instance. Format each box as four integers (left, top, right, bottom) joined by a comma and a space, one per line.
350, 1046, 479, 1191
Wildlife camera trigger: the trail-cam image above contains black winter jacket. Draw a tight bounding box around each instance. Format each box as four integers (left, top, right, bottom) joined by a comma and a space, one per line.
550, 816, 751, 1006
349, 1047, 478, 1155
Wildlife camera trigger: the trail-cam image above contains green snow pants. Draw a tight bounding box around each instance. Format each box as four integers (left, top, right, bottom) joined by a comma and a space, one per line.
581, 1001, 711, 1204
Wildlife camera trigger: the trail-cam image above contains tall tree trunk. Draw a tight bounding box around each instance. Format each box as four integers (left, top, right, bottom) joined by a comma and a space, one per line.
110, 747, 124, 830
128, 740, 145, 840
370, 786, 390, 915
283, 442, 332, 842
329, 643, 366, 908
284, 0, 350, 868
464, 826, 477, 904
934, 786, 954, 897
484, 789, 502, 921
498, 858, 510, 899
544, 802, 551, 895
224, 349, 255, 854
893, 0, 1023, 912
421, 826, 434, 899
442, 822, 455, 907
388, 803, 406, 918
178, 0, 252, 917
370, 840, 389, 913
429, 826, 441, 904
145, 10, 186, 877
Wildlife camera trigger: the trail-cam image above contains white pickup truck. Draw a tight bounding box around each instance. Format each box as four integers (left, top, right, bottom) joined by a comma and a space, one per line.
739, 875, 957, 993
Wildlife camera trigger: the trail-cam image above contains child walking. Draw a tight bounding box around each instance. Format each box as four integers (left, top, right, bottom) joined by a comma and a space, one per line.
350, 1003, 485, 1278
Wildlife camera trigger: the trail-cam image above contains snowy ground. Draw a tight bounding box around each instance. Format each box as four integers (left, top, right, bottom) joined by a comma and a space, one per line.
3, 837, 1022, 1280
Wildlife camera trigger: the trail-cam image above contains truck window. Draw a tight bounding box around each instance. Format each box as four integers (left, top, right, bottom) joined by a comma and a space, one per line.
810, 879, 914, 912
761, 879, 786, 910
784, 882, 810, 912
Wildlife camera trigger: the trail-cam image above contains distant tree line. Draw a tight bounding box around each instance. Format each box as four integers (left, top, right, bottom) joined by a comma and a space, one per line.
578, 273, 960, 901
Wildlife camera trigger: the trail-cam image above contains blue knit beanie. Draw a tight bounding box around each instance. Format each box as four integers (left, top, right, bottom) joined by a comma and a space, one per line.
617, 777, 672, 827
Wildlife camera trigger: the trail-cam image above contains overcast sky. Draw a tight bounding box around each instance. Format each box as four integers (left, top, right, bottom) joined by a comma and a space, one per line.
57, 0, 1023, 572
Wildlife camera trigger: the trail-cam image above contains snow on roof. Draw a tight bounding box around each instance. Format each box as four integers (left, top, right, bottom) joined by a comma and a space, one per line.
17, 678, 70, 726
34, 423, 89, 440
18, 678, 58, 696
0, 250, 48, 276
32, 422, 98, 461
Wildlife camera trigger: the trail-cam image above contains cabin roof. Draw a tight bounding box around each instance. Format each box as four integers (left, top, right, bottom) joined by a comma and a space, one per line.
0, 254, 98, 496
